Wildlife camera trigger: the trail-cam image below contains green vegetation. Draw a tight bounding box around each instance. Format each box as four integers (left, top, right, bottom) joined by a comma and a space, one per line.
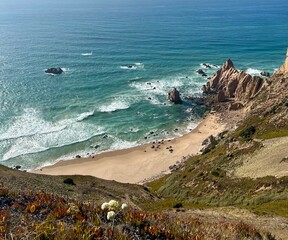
63, 178, 76, 186
249, 200, 288, 218
146, 136, 288, 216
0, 186, 274, 239
239, 126, 256, 141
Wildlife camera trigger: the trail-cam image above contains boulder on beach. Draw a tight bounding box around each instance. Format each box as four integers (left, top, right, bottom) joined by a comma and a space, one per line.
168, 87, 182, 104
45, 67, 63, 75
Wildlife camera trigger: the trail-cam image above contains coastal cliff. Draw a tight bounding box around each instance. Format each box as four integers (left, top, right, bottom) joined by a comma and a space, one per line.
203, 59, 266, 108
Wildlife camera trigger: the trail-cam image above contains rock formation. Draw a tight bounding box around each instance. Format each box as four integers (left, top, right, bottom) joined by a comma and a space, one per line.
260, 71, 270, 77
168, 87, 182, 104
203, 59, 266, 105
274, 49, 288, 76
45, 67, 63, 75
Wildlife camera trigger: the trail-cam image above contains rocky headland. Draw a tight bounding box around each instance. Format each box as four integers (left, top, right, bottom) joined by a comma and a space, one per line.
202, 59, 266, 111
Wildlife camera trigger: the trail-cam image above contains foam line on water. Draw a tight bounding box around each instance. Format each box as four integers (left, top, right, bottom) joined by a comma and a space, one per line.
0, 108, 105, 160
98, 96, 135, 113
245, 68, 262, 76
81, 52, 93, 56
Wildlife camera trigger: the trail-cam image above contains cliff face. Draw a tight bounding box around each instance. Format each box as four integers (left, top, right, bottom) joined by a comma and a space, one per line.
203, 59, 266, 105
203, 50, 288, 125
274, 49, 288, 76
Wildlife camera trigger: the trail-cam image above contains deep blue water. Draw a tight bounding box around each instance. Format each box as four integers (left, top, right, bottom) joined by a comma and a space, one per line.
0, 0, 287, 169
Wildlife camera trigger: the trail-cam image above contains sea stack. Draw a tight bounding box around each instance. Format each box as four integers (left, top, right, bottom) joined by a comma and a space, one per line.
168, 87, 182, 104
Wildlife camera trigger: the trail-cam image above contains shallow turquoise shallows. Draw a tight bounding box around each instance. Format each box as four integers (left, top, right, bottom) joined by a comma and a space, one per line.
0, 0, 287, 169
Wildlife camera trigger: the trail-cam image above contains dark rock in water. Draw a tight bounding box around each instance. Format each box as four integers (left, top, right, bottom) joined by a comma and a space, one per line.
260, 71, 270, 77
168, 87, 182, 104
45, 67, 63, 75
203, 63, 211, 69
14, 165, 21, 170
196, 69, 207, 77
75, 155, 81, 158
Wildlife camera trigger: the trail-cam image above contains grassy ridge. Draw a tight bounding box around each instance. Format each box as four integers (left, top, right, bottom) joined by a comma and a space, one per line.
145, 111, 288, 218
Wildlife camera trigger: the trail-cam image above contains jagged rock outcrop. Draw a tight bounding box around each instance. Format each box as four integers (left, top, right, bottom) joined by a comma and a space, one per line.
45, 67, 63, 75
203, 59, 266, 105
229, 102, 244, 111
274, 49, 288, 76
168, 87, 182, 104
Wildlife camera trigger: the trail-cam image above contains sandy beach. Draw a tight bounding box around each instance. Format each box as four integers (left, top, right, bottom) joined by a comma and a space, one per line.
34, 113, 226, 184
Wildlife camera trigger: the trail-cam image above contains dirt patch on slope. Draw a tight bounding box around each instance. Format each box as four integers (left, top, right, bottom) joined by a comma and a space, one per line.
233, 136, 288, 178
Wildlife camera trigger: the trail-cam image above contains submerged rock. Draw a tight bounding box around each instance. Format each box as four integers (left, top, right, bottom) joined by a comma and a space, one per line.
260, 71, 270, 77
196, 69, 207, 77
45, 67, 63, 75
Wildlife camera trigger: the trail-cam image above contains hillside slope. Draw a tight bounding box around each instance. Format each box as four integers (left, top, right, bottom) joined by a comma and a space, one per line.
146, 52, 288, 239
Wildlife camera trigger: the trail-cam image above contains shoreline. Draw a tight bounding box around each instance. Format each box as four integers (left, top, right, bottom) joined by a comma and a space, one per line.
33, 113, 226, 184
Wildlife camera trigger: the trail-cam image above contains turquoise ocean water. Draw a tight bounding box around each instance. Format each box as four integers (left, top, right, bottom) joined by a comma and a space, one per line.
0, 0, 287, 170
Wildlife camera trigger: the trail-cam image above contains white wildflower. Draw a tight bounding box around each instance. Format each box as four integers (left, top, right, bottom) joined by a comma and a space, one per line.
107, 211, 116, 220
108, 200, 119, 210
121, 203, 128, 211
101, 202, 109, 210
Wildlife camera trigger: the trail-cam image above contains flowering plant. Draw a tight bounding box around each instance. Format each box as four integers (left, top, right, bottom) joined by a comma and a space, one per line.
101, 199, 128, 221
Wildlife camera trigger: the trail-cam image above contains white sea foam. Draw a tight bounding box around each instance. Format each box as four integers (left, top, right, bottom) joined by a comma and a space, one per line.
76, 110, 95, 121
245, 68, 262, 76
0, 108, 105, 160
200, 63, 219, 69
0, 108, 96, 141
81, 52, 93, 56
98, 98, 130, 112
129, 76, 184, 100
2, 123, 105, 161
120, 65, 137, 70
134, 62, 144, 67
120, 62, 144, 70
61, 68, 69, 72
110, 138, 138, 151
0, 108, 64, 141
